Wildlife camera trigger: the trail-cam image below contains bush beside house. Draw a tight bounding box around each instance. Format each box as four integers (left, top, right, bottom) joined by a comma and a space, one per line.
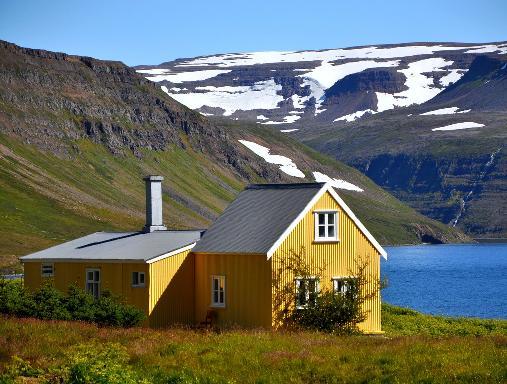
0, 279, 145, 327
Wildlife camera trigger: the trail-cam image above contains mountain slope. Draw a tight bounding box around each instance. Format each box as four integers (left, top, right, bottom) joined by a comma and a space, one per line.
136, 42, 507, 238
0, 41, 467, 273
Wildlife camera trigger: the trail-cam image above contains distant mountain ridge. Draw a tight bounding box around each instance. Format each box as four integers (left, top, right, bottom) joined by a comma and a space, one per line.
136, 41, 507, 125
137, 42, 507, 238
0, 40, 467, 272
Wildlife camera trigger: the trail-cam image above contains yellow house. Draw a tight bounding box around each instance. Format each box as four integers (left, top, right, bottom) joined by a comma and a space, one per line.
21, 176, 387, 332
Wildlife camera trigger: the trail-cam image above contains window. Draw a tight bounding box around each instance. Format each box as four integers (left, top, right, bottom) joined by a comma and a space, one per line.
295, 278, 319, 309
332, 277, 357, 296
41, 263, 54, 277
132, 272, 145, 287
211, 275, 225, 307
86, 268, 100, 298
314, 211, 338, 241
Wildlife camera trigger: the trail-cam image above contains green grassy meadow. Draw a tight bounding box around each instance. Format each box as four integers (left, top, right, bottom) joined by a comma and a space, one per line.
0, 304, 506, 383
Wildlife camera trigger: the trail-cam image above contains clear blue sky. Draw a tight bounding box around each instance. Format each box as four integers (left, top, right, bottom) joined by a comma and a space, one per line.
1, 0, 506, 66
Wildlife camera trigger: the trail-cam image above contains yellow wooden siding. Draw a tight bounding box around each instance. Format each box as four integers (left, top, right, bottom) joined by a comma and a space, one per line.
22, 261, 149, 316
193, 253, 272, 327
271, 191, 382, 333
148, 249, 195, 327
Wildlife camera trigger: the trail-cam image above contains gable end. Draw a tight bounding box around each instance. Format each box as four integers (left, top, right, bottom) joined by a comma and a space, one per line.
266, 183, 387, 260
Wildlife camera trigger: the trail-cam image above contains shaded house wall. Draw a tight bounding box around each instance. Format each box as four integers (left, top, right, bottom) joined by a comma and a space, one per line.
148, 248, 195, 327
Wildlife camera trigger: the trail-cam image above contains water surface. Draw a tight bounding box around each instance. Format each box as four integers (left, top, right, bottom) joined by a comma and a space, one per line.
382, 243, 507, 319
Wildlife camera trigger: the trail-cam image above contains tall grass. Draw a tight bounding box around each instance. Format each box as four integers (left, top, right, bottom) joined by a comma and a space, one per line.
1, 305, 506, 383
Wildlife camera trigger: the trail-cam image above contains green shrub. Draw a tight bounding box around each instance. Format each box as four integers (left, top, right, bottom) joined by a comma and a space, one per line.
272, 248, 383, 333
0, 279, 145, 327
33, 281, 71, 320
0, 278, 35, 317
291, 285, 364, 333
93, 290, 145, 327
66, 284, 97, 322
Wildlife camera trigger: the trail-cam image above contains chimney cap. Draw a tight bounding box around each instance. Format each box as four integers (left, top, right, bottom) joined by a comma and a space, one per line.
143, 175, 164, 181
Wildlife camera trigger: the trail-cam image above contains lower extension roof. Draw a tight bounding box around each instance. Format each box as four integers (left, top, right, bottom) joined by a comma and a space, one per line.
20, 230, 203, 263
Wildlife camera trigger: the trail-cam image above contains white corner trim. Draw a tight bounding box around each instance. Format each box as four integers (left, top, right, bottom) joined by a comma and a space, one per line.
325, 185, 387, 259
146, 243, 196, 264
266, 182, 387, 260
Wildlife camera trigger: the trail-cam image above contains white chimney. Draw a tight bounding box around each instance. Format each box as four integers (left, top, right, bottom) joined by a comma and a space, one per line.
143, 175, 167, 233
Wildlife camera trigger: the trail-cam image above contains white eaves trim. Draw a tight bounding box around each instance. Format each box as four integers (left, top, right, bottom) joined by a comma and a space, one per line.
266, 183, 387, 260
21, 243, 197, 264
146, 243, 196, 264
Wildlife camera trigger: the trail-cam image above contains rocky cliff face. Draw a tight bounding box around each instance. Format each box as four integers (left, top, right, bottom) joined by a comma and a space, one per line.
352, 150, 506, 237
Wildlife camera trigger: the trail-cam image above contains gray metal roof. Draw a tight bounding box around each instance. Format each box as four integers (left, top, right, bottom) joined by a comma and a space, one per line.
20, 230, 203, 262
192, 183, 325, 254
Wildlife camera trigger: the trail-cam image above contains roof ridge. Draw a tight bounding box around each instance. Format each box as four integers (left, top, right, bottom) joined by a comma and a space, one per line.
247, 182, 325, 190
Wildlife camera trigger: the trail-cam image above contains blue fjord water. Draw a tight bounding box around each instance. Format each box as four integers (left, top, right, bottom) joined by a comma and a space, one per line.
381, 243, 507, 319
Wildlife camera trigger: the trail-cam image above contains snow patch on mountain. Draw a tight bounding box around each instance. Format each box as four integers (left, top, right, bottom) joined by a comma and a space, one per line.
334, 109, 376, 122
142, 69, 231, 83
297, 60, 400, 89
175, 45, 473, 68
238, 140, 305, 178
465, 44, 507, 54
312, 172, 364, 192
432, 122, 485, 131
439, 69, 467, 86
237, 140, 363, 191
137, 68, 171, 75
163, 79, 283, 116
420, 107, 471, 115
291, 94, 307, 109
261, 115, 301, 124
280, 129, 299, 133
375, 58, 454, 112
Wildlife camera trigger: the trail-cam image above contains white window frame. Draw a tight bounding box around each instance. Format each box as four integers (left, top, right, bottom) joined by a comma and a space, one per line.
85, 268, 101, 298
132, 271, 146, 288
314, 210, 338, 242
211, 275, 226, 308
41, 263, 54, 277
332, 276, 358, 296
295, 277, 320, 309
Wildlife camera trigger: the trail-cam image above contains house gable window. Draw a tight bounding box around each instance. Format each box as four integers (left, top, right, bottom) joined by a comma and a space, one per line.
132, 272, 145, 287
211, 275, 225, 308
41, 263, 54, 277
295, 278, 319, 309
86, 268, 100, 298
314, 211, 338, 242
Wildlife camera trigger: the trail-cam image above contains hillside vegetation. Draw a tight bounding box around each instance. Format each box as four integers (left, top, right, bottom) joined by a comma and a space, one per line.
0, 40, 467, 273
0, 304, 506, 383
